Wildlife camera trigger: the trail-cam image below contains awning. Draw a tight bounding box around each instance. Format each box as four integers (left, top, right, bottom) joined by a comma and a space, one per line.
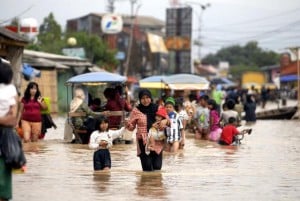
163, 74, 210, 90
66, 71, 126, 85
166, 83, 210, 90
139, 75, 167, 89
280, 75, 299, 82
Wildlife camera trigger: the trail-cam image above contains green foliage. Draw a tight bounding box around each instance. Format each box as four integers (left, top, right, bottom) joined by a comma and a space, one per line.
26, 12, 64, 54
202, 41, 279, 78
65, 32, 119, 71
25, 13, 118, 71
202, 41, 279, 67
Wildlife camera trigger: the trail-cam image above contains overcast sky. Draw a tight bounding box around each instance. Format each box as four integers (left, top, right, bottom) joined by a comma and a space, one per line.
1, 0, 300, 58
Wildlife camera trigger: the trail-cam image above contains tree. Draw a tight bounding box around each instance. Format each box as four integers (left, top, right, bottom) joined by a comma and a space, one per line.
65, 32, 118, 71
201, 41, 279, 78
27, 13, 64, 54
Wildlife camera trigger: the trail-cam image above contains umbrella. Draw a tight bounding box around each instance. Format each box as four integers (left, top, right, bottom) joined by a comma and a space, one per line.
162, 74, 210, 90
66, 72, 126, 85
139, 75, 167, 89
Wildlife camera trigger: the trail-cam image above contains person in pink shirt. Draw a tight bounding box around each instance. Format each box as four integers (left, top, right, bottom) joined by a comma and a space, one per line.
207, 99, 222, 142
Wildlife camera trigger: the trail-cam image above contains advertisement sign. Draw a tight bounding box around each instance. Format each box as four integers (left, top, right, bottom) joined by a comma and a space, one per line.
147, 33, 168, 53
101, 14, 123, 34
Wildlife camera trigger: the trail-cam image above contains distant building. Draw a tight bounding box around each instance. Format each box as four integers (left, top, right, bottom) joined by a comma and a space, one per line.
66, 13, 165, 77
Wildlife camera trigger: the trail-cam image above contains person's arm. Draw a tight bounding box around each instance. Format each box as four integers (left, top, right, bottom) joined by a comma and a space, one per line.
88, 131, 100, 149
38, 96, 48, 110
110, 127, 125, 141
0, 98, 18, 127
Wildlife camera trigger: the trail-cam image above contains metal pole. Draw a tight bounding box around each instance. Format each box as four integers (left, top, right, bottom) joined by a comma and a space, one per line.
124, 3, 141, 76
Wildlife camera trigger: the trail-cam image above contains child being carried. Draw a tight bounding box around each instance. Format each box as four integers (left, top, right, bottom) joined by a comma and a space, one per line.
145, 107, 168, 154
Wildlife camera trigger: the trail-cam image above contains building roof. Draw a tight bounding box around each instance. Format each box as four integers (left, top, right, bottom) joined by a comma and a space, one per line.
280, 61, 298, 75
68, 13, 165, 28
23, 49, 93, 69
0, 27, 28, 44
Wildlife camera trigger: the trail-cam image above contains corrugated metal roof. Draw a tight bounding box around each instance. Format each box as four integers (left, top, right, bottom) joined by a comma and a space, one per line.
0, 27, 28, 43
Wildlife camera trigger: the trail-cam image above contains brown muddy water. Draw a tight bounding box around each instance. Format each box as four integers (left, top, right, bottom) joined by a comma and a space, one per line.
12, 117, 300, 201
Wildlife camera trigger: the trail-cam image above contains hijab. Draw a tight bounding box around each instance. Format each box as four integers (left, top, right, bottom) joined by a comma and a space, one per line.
70, 88, 85, 112
137, 89, 158, 131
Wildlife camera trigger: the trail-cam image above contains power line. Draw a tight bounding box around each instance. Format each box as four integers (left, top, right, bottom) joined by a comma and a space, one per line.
0, 5, 34, 25
206, 6, 300, 29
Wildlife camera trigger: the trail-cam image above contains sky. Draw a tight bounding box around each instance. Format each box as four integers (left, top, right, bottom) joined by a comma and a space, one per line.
1, 0, 300, 59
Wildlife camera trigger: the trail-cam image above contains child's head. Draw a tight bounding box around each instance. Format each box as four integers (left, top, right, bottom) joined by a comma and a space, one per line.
225, 99, 236, 110
97, 116, 109, 132
164, 97, 175, 113
228, 117, 237, 126
199, 95, 209, 107
155, 107, 168, 121
207, 99, 218, 110
0, 59, 13, 84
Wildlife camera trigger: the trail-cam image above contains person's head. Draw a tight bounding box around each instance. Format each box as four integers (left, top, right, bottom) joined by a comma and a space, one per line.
97, 116, 109, 132
24, 82, 41, 100
92, 98, 101, 106
104, 87, 115, 100
155, 107, 167, 122
74, 88, 85, 100
165, 97, 175, 113
138, 89, 152, 107
207, 99, 218, 111
226, 99, 236, 110
0, 59, 13, 84
174, 97, 184, 112
228, 117, 237, 126
199, 95, 209, 107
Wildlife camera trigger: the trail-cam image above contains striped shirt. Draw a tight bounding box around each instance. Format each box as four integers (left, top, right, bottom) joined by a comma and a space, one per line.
166, 112, 183, 143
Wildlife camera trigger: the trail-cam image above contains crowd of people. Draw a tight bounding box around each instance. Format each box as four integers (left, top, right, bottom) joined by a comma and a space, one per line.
0, 58, 271, 200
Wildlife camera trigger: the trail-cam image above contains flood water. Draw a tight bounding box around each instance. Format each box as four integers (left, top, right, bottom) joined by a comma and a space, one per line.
13, 116, 300, 201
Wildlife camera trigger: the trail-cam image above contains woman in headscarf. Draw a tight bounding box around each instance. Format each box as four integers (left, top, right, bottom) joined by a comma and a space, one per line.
126, 89, 169, 171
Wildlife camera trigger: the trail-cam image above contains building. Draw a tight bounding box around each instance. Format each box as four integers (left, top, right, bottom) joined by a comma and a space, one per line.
66, 13, 165, 77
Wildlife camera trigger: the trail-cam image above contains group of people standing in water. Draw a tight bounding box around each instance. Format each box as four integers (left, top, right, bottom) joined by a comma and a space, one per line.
87, 86, 255, 173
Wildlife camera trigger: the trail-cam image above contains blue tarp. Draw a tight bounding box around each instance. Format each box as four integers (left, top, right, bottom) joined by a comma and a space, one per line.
66, 72, 126, 85
280, 75, 299, 82
22, 63, 41, 80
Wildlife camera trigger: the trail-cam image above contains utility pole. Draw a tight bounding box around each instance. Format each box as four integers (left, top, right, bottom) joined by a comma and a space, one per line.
124, 0, 140, 76
107, 0, 115, 13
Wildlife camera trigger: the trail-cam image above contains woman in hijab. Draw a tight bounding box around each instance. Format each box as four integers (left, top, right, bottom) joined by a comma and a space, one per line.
126, 89, 169, 171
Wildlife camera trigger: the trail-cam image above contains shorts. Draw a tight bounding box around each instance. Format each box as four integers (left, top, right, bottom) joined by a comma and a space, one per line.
93, 149, 111, 171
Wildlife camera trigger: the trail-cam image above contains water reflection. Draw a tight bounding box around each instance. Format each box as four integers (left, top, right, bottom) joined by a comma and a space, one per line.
135, 172, 166, 199
12, 118, 300, 201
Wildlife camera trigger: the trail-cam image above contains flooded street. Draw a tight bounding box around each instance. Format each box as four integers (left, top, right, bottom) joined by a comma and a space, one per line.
13, 116, 300, 201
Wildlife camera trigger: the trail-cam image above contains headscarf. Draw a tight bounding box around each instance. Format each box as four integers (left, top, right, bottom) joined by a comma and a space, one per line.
137, 89, 158, 131
70, 88, 85, 112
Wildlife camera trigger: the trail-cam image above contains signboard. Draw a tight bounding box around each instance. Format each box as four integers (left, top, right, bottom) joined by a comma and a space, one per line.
62, 47, 86, 59
101, 14, 123, 34
165, 36, 191, 50
147, 33, 168, 53
115, 51, 126, 60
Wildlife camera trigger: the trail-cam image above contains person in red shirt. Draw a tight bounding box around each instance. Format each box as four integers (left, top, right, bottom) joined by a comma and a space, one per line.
219, 117, 249, 145
19, 82, 48, 142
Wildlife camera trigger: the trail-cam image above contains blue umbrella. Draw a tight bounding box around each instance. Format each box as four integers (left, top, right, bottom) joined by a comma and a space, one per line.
66, 72, 126, 85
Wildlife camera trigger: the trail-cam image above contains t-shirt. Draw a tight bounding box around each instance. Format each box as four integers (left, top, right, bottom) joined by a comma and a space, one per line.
89, 127, 125, 149
220, 110, 239, 125
195, 106, 209, 128
21, 98, 42, 122
220, 125, 239, 145
0, 84, 17, 117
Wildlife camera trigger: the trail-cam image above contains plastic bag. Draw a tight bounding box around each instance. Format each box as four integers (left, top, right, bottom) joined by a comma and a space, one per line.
0, 128, 27, 169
